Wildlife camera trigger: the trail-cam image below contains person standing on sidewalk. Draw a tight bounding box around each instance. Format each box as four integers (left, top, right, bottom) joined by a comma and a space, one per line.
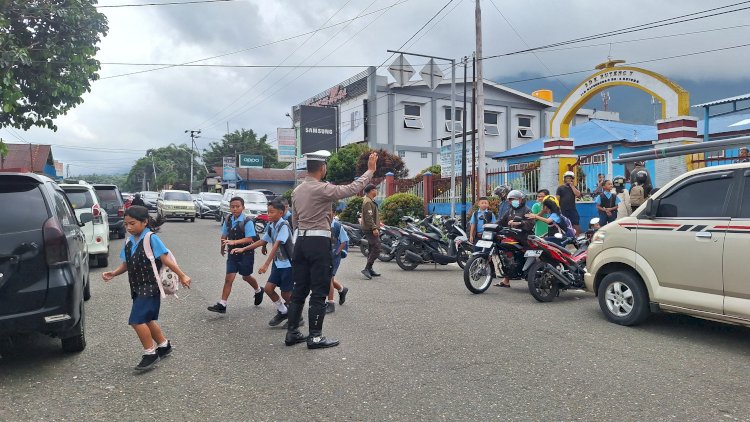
361, 184, 381, 280
284, 150, 378, 350
556, 171, 582, 234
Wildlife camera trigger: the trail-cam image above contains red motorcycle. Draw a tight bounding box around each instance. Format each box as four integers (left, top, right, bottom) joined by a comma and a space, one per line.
524, 218, 599, 302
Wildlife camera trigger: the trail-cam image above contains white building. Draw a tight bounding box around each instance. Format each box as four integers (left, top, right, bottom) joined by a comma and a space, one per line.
291, 67, 618, 175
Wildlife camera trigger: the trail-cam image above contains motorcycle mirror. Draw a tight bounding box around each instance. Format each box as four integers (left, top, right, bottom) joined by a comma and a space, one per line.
589, 217, 600, 226
554, 232, 563, 239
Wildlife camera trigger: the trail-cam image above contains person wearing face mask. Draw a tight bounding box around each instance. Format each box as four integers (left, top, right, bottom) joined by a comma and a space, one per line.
496, 190, 534, 288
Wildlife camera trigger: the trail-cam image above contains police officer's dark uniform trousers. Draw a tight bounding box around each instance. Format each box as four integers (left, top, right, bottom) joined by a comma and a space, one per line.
285, 162, 374, 348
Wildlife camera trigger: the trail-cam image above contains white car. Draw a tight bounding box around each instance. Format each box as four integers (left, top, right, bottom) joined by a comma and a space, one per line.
157, 190, 196, 221
60, 181, 111, 267
217, 189, 267, 224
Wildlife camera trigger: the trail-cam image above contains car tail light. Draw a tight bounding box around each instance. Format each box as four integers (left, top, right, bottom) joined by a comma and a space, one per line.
43, 217, 69, 266
118, 206, 124, 217
92, 203, 104, 224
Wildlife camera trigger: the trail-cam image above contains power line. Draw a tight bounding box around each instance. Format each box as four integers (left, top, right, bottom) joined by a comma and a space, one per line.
98, 0, 412, 80
97, 0, 237, 8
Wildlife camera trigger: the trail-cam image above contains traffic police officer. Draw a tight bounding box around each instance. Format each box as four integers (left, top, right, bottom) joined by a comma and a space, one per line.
285, 150, 378, 349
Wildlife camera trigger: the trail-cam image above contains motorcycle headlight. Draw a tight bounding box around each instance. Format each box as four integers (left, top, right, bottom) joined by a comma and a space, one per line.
481, 231, 493, 240
592, 230, 606, 244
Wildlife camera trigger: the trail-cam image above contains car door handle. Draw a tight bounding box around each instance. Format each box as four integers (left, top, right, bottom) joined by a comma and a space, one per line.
695, 231, 712, 239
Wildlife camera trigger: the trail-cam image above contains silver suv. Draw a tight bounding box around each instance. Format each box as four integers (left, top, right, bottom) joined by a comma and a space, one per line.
585, 162, 750, 328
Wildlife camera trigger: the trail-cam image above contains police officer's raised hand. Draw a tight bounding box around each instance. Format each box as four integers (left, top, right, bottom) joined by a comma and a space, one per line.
367, 152, 378, 172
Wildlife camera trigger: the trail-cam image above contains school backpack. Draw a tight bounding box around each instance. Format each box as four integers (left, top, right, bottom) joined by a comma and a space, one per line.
558, 214, 576, 238
270, 220, 295, 263
225, 214, 260, 241
630, 184, 645, 207
143, 232, 179, 298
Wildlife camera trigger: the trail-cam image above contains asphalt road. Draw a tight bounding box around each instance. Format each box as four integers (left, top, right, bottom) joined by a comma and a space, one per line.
2, 218, 750, 421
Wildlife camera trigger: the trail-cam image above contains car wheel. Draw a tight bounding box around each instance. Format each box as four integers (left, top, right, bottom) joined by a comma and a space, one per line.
61, 298, 86, 353
118, 228, 126, 239
83, 274, 92, 301
597, 271, 650, 326
199, 212, 205, 219
98, 254, 109, 268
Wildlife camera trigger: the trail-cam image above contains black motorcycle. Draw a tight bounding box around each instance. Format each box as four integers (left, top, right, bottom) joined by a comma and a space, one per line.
463, 223, 540, 294
359, 224, 403, 262
394, 216, 456, 271
340, 221, 364, 247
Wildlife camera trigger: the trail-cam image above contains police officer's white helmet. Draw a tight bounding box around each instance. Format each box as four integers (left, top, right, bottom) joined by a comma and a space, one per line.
563, 171, 575, 179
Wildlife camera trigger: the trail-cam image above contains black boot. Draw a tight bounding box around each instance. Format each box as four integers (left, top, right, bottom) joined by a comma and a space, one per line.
284, 302, 306, 346
306, 299, 339, 349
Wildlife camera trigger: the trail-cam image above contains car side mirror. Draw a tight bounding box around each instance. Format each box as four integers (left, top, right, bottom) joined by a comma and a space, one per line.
641, 198, 659, 219
79, 212, 93, 225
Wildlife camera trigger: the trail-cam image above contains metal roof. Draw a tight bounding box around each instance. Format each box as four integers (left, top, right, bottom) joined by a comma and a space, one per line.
693, 93, 750, 108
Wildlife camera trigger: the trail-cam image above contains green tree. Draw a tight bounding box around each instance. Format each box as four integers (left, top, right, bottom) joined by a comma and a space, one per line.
380, 193, 424, 226
202, 129, 285, 171
339, 196, 364, 224
0, 0, 108, 130
356, 148, 408, 179
71, 173, 127, 187
124, 144, 203, 192
326, 143, 369, 184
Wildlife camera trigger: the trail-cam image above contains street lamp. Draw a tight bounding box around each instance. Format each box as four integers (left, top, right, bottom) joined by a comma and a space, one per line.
185, 129, 201, 193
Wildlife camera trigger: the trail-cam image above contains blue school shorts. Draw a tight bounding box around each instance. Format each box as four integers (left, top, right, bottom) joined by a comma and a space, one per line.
331, 253, 342, 276
268, 264, 293, 292
129, 296, 160, 325
226, 252, 254, 276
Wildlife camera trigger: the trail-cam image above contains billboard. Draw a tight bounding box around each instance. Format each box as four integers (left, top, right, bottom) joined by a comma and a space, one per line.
277, 128, 296, 163
299, 105, 337, 154
440, 141, 477, 177
222, 156, 237, 181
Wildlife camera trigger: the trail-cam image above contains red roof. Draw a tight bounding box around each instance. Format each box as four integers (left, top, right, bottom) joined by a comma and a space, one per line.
1, 144, 52, 173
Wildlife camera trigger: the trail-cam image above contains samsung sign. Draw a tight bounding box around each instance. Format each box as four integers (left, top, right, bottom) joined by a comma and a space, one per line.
299, 105, 337, 154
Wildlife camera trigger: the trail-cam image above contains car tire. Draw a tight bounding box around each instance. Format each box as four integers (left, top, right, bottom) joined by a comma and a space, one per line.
597, 271, 651, 326
61, 299, 86, 353
98, 254, 109, 268
190, 217, 195, 222
83, 275, 92, 301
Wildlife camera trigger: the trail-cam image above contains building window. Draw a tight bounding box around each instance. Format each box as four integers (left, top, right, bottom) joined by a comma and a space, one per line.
579, 153, 606, 165
444, 107, 463, 133
350, 110, 361, 131
508, 162, 532, 171
403, 104, 423, 129
706, 150, 725, 159
485, 111, 500, 136
398, 150, 406, 158
421, 152, 428, 159
517, 115, 534, 138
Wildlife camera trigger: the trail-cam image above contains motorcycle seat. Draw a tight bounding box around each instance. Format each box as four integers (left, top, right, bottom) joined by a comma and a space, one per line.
343, 223, 361, 230
424, 232, 441, 241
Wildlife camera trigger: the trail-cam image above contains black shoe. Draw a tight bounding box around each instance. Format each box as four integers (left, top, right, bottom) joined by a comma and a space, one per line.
285, 331, 307, 346
326, 302, 335, 314
338, 287, 348, 305
207, 303, 227, 314
282, 317, 305, 330
254, 290, 264, 306
361, 269, 372, 280
134, 353, 160, 371
307, 336, 340, 349
156, 341, 172, 358
369, 269, 381, 277
268, 311, 288, 327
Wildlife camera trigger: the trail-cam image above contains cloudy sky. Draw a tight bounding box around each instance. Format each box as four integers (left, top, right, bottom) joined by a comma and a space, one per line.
4, 0, 750, 175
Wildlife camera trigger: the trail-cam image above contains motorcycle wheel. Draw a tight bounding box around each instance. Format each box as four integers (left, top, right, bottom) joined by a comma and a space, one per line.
395, 246, 420, 271
526, 261, 559, 303
456, 243, 473, 269
464, 254, 493, 294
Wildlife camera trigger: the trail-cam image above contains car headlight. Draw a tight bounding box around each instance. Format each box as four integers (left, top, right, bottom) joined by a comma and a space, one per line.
592, 230, 606, 244
481, 231, 493, 240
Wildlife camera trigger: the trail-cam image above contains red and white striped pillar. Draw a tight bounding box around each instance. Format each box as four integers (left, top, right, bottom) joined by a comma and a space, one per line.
540, 138, 577, 194
654, 117, 701, 187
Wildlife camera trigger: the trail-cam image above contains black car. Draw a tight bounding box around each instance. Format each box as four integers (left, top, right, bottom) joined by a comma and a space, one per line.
93, 184, 126, 238
0, 172, 90, 353
139, 191, 159, 212
195, 192, 222, 219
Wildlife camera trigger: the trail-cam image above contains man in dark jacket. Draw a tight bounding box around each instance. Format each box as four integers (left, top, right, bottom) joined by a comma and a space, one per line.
496, 190, 533, 288
131, 193, 146, 207
361, 184, 381, 279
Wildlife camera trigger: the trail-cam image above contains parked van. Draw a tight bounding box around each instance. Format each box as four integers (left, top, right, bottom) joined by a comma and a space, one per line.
585, 162, 750, 328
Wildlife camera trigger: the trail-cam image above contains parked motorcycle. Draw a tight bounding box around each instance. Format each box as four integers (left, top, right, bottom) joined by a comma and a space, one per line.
341, 221, 364, 247
359, 224, 403, 262
443, 218, 473, 269
395, 216, 456, 271
463, 223, 539, 294
524, 217, 599, 302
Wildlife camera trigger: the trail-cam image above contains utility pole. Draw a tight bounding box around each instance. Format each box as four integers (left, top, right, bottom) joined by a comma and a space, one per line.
475, 0, 486, 197
461, 56, 468, 230
471, 53, 477, 203
149, 151, 158, 189
185, 129, 201, 193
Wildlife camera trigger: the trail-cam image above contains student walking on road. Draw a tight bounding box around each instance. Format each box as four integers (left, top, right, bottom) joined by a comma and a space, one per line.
284, 150, 377, 349
231, 199, 297, 327
361, 184, 381, 280
102, 206, 191, 371
328, 211, 350, 313
207, 197, 263, 314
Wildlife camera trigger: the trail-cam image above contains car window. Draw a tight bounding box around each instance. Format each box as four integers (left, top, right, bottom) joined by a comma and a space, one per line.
0, 181, 49, 232
203, 193, 222, 201
739, 175, 750, 218
53, 190, 77, 229
62, 188, 95, 209
656, 173, 733, 218
95, 187, 121, 204
164, 192, 192, 201
239, 192, 267, 204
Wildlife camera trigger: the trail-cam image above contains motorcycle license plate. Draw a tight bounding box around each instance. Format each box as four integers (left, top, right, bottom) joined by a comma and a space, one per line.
476, 240, 493, 249
524, 250, 542, 258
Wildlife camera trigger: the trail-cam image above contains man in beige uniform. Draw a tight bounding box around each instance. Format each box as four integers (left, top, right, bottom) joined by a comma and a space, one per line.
285, 150, 378, 349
